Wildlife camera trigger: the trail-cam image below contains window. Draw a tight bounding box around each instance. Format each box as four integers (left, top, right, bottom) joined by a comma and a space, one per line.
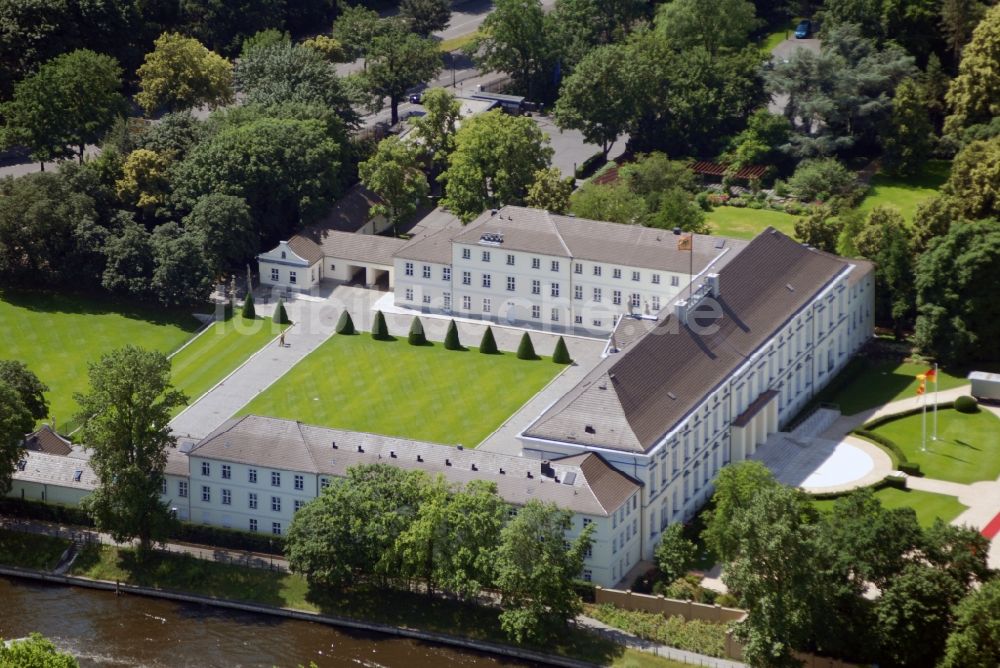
422, 294, 431, 304
582, 569, 592, 582
506, 254, 515, 266
201, 462, 210, 477
531, 279, 540, 295
221, 464, 231, 480
506, 276, 515, 291
443, 292, 451, 310
294, 499, 305, 512
531, 257, 540, 269
320, 477, 330, 490
248, 492, 258, 510
462, 248, 471, 259
201, 486, 210, 502
671, 275, 680, 287
593, 266, 602, 277
551, 260, 560, 272
652, 295, 660, 311
613, 290, 622, 305
294, 474, 304, 491
593, 319, 602, 327
483, 298, 491, 313
462, 271, 471, 286
482, 273, 491, 288
583, 518, 592, 527
249, 519, 258, 532
442, 267, 451, 281
271, 496, 281, 512
404, 262, 414, 276
178, 481, 188, 498
222, 489, 231, 505
630, 293, 641, 308
270, 268, 279, 282
531, 305, 540, 319
271, 471, 281, 487
593, 287, 602, 302
248, 468, 257, 484
575, 315, 583, 324
272, 522, 282, 536
551, 282, 560, 297
551, 308, 560, 322
613, 268, 622, 279
405, 288, 414, 301
289, 271, 296, 284
462, 295, 471, 310
482, 250, 491, 262
160, 478, 166, 494
330, 263, 336, 271
574, 262, 582, 274
422, 265, 431, 279
652, 273, 660, 284
574, 285, 583, 300
632, 271, 640, 282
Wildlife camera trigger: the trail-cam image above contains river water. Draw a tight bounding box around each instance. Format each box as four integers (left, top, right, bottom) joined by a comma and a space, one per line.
0, 577, 536, 668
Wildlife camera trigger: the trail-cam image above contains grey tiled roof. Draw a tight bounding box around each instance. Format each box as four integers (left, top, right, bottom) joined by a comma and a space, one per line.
286, 236, 324, 265
312, 184, 384, 234
523, 228, 852, 453
14, 450, 98, 491
292, 229, 408, 267
395, 225, 455, 264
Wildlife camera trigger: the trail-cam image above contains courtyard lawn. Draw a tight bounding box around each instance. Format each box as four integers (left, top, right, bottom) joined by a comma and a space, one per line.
856, 160, 951, 222
169, 315, 288, 412
0, 291, 200, 430
706, 206, 797, 240
871, 408, 1000, 485
814, 358, 967, 416
813, 486, 967, 528
237, 333, 560, 446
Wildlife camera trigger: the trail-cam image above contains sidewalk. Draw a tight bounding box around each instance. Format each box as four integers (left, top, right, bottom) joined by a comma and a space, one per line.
819, 385, 971, 440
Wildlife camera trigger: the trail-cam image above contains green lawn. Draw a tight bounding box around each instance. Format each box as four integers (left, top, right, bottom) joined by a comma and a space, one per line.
238, 333, 561, 446
856, 160, 951, 222
813, 487, 968, 528
706, 206, 797, 240
815, 358, 967, 416
760, 18, 803, 52
0, 529, 70, 570
170, 315, 287, 412
872, 408, 1000, 484
0, 291, 200, 430
438, 31, 479, 52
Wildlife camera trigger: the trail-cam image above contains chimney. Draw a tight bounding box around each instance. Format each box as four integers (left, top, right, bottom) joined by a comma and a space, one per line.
705, 273, 720, 296
674, 299, 689, 325
540, 460, 554, 478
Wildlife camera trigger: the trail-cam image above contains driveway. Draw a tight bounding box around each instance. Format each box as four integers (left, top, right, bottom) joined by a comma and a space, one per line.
532, 115, 628, 181
767, 36, 821, 116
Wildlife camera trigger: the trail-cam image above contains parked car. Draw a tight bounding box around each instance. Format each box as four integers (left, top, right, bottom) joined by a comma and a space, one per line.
408, 93, 422, 104
794, 19, 812, 38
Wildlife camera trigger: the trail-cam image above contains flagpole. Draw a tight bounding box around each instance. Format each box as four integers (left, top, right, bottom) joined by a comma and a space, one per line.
921, 388, 927, 453
932, 363, 939, 441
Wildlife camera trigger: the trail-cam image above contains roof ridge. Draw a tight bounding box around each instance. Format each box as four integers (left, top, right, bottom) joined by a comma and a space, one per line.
296, 420, 322, 473
543, 208, 572, 257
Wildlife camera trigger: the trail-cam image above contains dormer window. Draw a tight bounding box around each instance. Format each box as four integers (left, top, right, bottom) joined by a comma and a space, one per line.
281, 251, 286, 259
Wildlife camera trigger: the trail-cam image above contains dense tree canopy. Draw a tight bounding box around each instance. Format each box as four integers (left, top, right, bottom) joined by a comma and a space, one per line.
469, 0, 553, 99
943, 135, 1000, 220
553, 43, 632, 157
944, 3, 1000, 135
359, 23, 441, 125
655, 0, 760, 57
359, 136, 429, 233
0, 379, 35, 494
0, 633, 79, 667
400, 0, 451, 36
136, 32, 234, 115
941, 577, 1000, 668
410, 87, 461, 173
0, 360, 50, 421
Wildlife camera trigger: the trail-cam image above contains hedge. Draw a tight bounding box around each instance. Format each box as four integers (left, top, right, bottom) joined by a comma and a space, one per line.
0, 497, 93, 527
575, 152, 607, 180
273, 298, 290, 325
371, 310, 389, 340
408, 316, 427, 346
954, 395, 978, 414
335, 310, 356, 335
585, 604, 728, 658
516, 332, 538, 360
552, 336, 572, 364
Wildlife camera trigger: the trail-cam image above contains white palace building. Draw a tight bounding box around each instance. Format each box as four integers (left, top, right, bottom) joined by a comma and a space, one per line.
11, 207, 874, 588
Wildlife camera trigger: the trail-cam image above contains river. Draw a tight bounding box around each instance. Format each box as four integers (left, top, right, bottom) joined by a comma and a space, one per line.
0, 577, 537, 668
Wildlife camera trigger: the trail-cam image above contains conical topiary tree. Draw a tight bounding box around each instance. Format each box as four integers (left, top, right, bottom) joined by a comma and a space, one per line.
371, 310, 389, 340
479, 326, 498, 354
516, 331, 538, 360
274, 298, 290, 325
336, 310, 355, 335
552, 336, 572, 364
444, 319, 462, 350
241, 292, 256, 319
408, 316, 427, 345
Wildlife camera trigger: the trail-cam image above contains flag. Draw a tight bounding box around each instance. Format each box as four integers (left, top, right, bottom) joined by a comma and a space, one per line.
926, 367, 937, 381
917, 382, 926, 395
677, 233, 693, 251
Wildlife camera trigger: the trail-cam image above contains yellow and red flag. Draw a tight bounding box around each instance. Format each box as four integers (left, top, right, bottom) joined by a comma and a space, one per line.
677, 233, 693, 251
926, 367, 937, 381
916, 373, 926, 395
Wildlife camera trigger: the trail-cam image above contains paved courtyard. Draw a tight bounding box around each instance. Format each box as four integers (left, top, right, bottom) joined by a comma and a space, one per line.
751, 434, 893, 494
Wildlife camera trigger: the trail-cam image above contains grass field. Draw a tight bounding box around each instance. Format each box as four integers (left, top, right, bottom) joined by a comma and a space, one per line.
706, 206, 798, 240
815, 359, 967, 415
0, 529, 69, 570
238, 333, 560, 446
170, 315, 288, 413
813, 486, 968, 528
872, 408, 1000, 484
0, 291, 200, 429
856, 160, 951, 222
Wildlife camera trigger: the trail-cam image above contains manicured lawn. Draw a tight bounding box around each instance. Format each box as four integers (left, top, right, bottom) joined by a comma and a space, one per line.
238, 333, 560, 446
872, 408, 1000, 485
0, 529, 70, 570
815, 358, 967, 416
0, 291, 200, 430
170, 315, 287, 412
856, 160, 951, 222
706, 206, 797, 240
813, 487, 968, 528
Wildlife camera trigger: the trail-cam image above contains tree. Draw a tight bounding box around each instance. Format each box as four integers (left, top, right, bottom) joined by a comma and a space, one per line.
702, 461, 779, 562
408, 316, 426, 345
655, 0, 760, 57
242, 292, 256, 319
941, 578, 1000, 668
301, 35, 346, 63
440, 110, 553, 222
274, 299, 289, 325
136, 112, 208, 160
855, 207, 914, 337
136, 33, 234, 115
548, 0, 644, 72
234, 41, 355, 114
101, 218, 154, 297
116, 148, 172, 216
0, 633, 79, 667
179, 0, 286, 56
332, 6, 386, 65
516, 332, 537, 360
655, 523, 696, 584
494, 500, 594, 642
150, 223, 214, 306
922, 520, 991, 590
552, 336, 572, 364
75, 346, 186, 554
444, 319, 462, 350
360, 24, 441, 126
372, 310, 389, 340
0, 360, 49, 421
794, 207, 844, 253
525, 168, 574, 213
240, 28, 290, 57
944, 4, 1000, 135
430, 480, 507, 598
479, 326, 498, 354
570, 182, 647, 225
722, 109, 791, 169
914, 220, 1000, 364
469, 0, 552, 98
940, 0, 988, 62
359, 137, 429, 234
911, 194, 962, 255
882, 78, 934, 176
0, 380, 33, 495
336, 310, 356, 335
411, 88, 462, 174
401, 0, 451, 37
553, 44, 632, 157
183, 193, 256, 275
943, 135, 1000, 220
787, 158, 861, 205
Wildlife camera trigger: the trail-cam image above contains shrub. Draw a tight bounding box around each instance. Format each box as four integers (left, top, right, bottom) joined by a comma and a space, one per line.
954, 395, 979, 414
479, 326, 498, 354
787, 158, 859, 203
747, 200, 764, 209
773, 179, 790, 197
273, 298, 290, 325
694, 192, 713, 211
552, 336, 572, 364
444, 319, 462, 350
885, 474, 908, 490
516, 332, 538, 360
408, 316, 427, 346
371, 310, 389, 340
900, 461, 923, 476
241, 292, 256, 319
335, 310, 355, 335
585, 604, 728, 657
575, 152, 607, 179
